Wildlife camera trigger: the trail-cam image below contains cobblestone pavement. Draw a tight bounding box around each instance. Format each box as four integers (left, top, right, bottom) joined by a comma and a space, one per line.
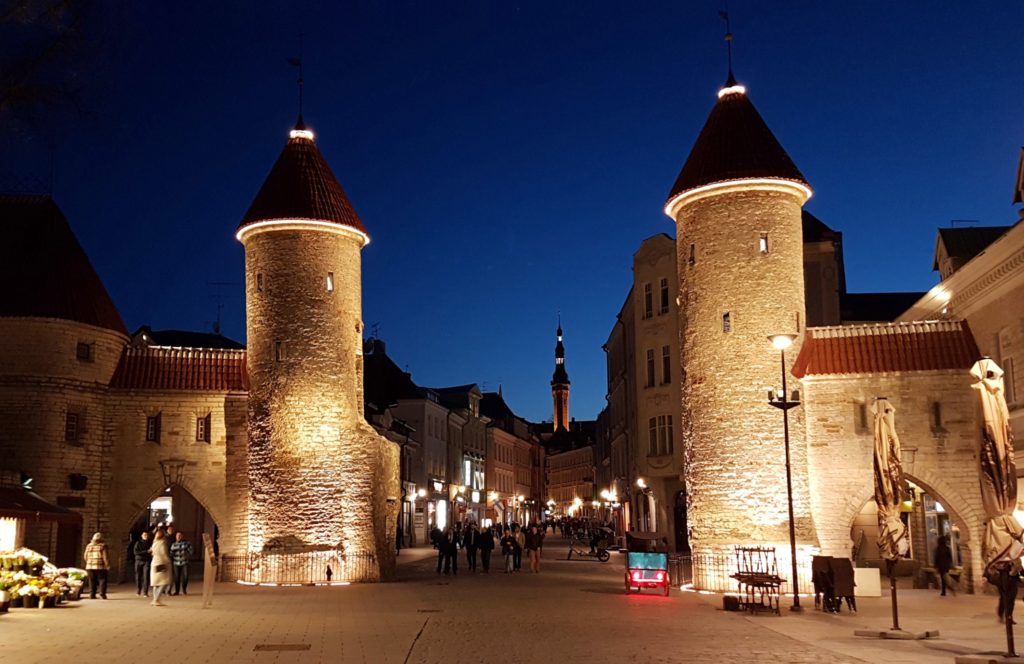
3, 543, 872, 664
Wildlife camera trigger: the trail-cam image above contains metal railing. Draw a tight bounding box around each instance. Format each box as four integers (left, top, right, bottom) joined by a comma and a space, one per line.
670, 551, 813, 594
220, 550, 378, 584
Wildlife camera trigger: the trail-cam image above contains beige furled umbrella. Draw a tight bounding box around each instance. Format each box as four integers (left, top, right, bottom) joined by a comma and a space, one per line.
972, 358, 1023, 570
873, 398, 909, 630
873, 398, 910, 561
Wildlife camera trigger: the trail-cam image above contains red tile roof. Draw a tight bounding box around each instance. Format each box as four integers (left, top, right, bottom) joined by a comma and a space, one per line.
238, 130, 367, 236
110, 346, 249, 391
792, 320, 980, 378
666, 87, 808, 203
0, 195, 127, 334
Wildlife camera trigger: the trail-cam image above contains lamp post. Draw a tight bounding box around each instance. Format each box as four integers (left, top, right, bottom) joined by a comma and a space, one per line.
767, 334, 802, 612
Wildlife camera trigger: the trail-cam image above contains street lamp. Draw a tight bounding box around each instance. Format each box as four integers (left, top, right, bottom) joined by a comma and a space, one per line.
767, 333, 802, 612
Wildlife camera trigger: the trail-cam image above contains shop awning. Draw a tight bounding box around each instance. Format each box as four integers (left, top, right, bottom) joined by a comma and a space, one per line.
0, 488, 83, 524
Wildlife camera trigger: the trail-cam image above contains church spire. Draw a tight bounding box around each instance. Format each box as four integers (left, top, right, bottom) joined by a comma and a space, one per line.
551, 318, 570, 431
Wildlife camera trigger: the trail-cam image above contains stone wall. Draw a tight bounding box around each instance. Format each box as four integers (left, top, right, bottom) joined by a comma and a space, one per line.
801, 370, 983, 591
672, 183, 818, 558
0, 318, 127, 565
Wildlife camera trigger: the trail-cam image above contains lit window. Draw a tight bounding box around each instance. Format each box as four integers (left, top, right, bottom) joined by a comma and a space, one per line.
722, 312, 731, 333
196, 414, 211, 443
65, 412, 79, 443
76, 342, 93, 362
326, 272, 334, 292
146, 414, 161, 443
759, 233, 769, 254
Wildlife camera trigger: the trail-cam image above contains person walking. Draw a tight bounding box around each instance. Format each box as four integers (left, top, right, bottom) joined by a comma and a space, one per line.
444, 527, 460, 576
513, 525, 525, 572
479, 526, 495, 573
170, 532, 194, 595
935, 534, 956, 596
526, 524, 542, 573
84, 532, 110, 599
463, 523, 479, 572
133, 531, 152, 597
150, 530, 172, 606
433, 526, 445, 575
500, 527, 515, 573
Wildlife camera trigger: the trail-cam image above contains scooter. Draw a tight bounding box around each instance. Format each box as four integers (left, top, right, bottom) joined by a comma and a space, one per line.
567, 536, 611, 562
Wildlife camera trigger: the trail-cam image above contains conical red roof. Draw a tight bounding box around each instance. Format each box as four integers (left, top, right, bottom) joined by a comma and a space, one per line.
666, 87, 808, 204
238, 129, 368, 236
0, 195, 127, 334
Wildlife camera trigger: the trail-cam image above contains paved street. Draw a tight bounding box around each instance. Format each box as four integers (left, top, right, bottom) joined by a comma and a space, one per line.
2, 541, 1014, 663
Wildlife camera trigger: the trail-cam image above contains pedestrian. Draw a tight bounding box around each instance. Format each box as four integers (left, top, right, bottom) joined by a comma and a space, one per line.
513, 525, 525, 572
396, 523, 404, 555
150, 530, 172, 606
526, 524, 542, 573
479, 526, 495, 573
170, 531, 194, 595
501, 528, 515, 573
84, 532, 110, 599
444, 527, 460, 576
433, 525, 445, 575
935, 534, 956, 596
326, 565, 333, 582
463, 523, 479, 572
133, 531, 152, 597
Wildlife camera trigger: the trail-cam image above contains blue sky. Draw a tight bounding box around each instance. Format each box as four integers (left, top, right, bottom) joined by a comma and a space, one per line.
3, 1, 1022, 423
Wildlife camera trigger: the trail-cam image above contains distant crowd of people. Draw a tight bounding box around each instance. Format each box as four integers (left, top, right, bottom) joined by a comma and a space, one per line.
82, 525, 194, 606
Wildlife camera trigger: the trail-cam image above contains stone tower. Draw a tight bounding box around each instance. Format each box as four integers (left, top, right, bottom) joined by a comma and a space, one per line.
551, 321, 570, 431
664, 77, 819, 589
237, 120, 399, 583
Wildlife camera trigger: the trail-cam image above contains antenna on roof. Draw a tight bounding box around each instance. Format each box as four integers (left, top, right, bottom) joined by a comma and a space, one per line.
1014, 146, 1023, 208
287, 34, 305, 127
370, 322, 380, 339
719, 6, 735, 85
206, 281, 238, 335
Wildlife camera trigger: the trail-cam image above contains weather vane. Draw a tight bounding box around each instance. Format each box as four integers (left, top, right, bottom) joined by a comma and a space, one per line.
719, 7, 735, 83
287, 33, 305, 126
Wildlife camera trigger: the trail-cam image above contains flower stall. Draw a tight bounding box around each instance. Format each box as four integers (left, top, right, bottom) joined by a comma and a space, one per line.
0, 548, 86, 612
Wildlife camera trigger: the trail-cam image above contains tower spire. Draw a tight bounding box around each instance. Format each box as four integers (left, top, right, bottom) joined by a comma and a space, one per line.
551, 318, 570, 431
288, 35, 305, 129
719, 9, 735, 86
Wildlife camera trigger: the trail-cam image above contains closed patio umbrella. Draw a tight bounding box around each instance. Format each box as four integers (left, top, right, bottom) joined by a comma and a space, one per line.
872, 398, 909, 630
972, 357, 1023, 655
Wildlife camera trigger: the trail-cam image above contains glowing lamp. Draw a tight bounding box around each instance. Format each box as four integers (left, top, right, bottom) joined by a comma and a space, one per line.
769, 334, 797, 351
417, 488, 426, 498
717, 84, 746, 99
289, 128, 314, 140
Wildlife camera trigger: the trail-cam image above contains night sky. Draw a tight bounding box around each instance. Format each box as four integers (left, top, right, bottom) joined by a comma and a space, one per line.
3, 2, 1022, 423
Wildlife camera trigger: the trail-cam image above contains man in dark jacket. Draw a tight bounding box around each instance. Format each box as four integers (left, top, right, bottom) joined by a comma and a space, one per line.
479, 526, 495, 573
935, 534, 956, 596
463, 524, 479, 572
133, 532, 152, 596
443, 528, 460, 575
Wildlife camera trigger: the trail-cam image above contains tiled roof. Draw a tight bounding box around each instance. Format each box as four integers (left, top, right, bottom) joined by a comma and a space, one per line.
933, 226, 1009, 271
792, 320, 980, 378
238, 129, 367, 236
110, 346, 249, 391
666, 87, 808, 204
132, 326, 245, 350
0, 195, 127, 334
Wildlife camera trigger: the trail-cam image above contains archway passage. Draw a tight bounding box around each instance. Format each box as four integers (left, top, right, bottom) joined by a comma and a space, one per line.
127, 485, 219, 585
850, 479, 967, 588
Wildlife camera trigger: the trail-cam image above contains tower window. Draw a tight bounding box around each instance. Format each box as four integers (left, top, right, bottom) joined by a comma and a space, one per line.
65, 412, 80, 443
256, 273, 264, 292
931, 401, 943, 432
76, 342, 94, 362
326, 272, 334, 292
659, 278, 669, 314
145, 414, 161, 443
275, 341, 286, 362
662, 345, 671, 384
855, 402, 869, 434
643, 283, 653, 319
759, 233, 769, 254
646, 349, 655, 387
688, 243, 695, 266
722, 312, 731, 333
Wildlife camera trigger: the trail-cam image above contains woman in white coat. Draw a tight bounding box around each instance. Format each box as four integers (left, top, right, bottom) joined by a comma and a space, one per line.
150, 530, 172, 606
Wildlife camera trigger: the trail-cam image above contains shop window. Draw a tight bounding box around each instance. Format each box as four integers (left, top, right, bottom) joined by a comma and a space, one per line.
64, 412, 80, 444
659, 278, 669, 314
722, 312, 731, 333
196, 414, 211, 443
146, 414, 161, 443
